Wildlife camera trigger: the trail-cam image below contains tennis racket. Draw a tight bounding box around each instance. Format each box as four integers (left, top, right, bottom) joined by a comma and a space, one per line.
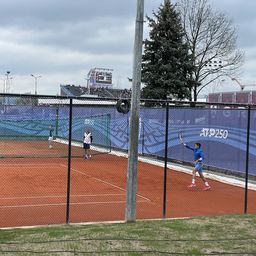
178, 132, 185, 145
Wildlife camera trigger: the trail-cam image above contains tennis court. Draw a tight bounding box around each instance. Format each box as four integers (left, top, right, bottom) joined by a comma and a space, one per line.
1, 95, 256, 228
1, 141, 256, 228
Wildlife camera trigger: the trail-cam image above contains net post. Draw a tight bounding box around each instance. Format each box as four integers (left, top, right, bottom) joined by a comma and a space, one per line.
125, 0, 144, 222
163, 102, 169, 218
66, 98, 73, 224
244, 105, 251, 214
55, 106, 59, 137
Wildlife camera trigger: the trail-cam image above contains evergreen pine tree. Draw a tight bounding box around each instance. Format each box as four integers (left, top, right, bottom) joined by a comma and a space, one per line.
142, 0, 195, 101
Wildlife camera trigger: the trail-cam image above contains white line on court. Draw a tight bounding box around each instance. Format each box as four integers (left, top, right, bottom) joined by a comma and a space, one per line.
0, 162, 152, 203
0, 164, 61, 167
60, 164, 151, 202
0, 194, 126, 200
109, 149, 256, 191
0, 200, 149, 209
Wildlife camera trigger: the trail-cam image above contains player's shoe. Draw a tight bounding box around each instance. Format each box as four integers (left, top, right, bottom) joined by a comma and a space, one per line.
49, 145, 53, 149
203, 185, 211, 191
188, 184, 196, 188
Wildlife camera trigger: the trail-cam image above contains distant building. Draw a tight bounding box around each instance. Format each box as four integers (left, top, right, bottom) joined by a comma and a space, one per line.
208, 91, 256, 104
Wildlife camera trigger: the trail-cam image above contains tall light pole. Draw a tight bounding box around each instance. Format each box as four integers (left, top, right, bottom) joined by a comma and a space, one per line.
125, 0, 144, 222
31, 74, 41, 95
230, 77, 245, 91
85, 77, 90, 94
5, 71, 11, 93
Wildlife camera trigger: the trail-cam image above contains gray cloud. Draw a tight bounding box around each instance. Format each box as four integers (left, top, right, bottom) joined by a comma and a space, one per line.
0, 0, 138, 93
2, 19, 134, 54
210, 0, 256, 48
0, 0, 255, 95
0, 0, 135, 28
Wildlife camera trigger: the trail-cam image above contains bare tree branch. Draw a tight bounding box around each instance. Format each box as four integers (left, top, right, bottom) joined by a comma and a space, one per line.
177, 0, 244, 101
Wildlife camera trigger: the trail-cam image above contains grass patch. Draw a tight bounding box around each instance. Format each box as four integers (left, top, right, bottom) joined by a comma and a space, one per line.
0, 215, 256, 255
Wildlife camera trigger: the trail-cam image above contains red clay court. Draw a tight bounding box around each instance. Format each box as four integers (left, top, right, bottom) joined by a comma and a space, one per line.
1, 148, 256, 228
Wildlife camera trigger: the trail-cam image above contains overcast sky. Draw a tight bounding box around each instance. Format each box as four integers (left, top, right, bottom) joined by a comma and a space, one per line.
0, 0, 255, 96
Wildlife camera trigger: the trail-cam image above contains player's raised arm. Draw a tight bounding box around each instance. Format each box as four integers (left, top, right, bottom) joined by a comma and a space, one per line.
185, 144, 194, 151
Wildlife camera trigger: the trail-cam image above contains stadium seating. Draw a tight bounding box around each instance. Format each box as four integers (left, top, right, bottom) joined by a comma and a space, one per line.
60, 84, 131, 98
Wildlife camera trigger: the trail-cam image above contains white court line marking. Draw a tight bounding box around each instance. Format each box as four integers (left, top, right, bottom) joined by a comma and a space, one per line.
0, 200, 149, 209
0, 164, 61, 167
60, 164, 151, 202
0, 194, 126, 200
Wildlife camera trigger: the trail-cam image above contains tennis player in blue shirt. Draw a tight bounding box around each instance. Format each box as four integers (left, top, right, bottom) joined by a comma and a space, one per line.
183, 142, 211, 191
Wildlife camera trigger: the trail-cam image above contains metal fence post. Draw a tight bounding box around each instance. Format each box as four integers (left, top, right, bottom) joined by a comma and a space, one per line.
142, 121, 145, 155
244, 105, 251, 214
127, 114, 129, 152
66, 98, 73, 224
163, 102, 169, 218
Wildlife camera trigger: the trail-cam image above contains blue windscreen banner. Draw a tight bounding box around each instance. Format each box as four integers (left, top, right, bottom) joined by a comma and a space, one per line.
0, 102, 255, 176
250, 110, 256, 175
166, 108, 252, 175
109, 107, 255, 176
138, 107, 166, 156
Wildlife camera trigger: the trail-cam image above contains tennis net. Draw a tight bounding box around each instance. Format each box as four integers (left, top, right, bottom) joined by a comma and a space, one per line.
0, 103, 111, 158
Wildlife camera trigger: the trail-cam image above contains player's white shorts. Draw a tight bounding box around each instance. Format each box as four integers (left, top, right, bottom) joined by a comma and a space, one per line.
48, 136, 53, 141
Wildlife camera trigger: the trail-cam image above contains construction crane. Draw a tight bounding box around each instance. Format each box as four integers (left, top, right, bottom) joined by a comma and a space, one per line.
229, 77, 256, 91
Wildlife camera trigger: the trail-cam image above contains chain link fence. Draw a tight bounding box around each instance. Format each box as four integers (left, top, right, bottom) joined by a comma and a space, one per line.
0, 93, 255, 227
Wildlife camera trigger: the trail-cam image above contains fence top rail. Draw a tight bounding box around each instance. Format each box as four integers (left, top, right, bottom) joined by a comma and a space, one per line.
0, 93, 119, 102
0, 92, 256, 108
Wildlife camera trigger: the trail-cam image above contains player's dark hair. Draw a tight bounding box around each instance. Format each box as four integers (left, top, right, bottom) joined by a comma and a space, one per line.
195, 143, 201, 148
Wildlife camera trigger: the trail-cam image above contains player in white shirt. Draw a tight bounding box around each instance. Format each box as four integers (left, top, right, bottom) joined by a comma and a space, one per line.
83, 130, 93, 159
48, 125, 54, 149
